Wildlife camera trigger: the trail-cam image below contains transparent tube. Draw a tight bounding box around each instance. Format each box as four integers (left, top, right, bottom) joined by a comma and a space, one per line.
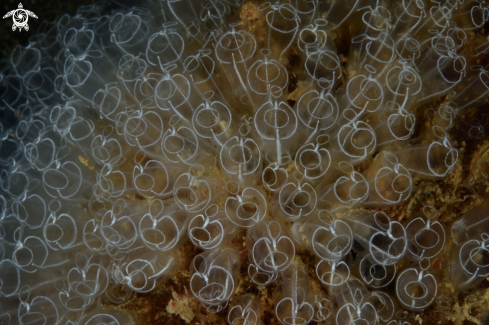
394, 126, 459, 178
190, 247, 240, 312
396, 259, 437, 311
228, 294, 262, 325
345, 210, 407, 265
246, 219, 295, 284
224, 181, 267, 228
188, 204, 238, 249
292, 210, 353, 263
274, 263, 314, 325
139, 199, 190, 252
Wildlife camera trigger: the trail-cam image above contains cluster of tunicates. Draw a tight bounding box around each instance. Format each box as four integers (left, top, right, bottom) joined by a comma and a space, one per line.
0, 0, 488, 324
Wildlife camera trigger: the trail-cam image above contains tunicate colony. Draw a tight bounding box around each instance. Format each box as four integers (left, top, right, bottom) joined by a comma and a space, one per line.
0, 0, 489, 324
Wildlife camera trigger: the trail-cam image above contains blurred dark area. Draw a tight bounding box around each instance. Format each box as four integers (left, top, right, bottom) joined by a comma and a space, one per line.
1, 0, 92, 60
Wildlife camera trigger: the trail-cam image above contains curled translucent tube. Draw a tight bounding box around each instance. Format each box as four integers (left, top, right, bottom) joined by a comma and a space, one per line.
91, 126, 124, 166
192, 90, 237, 147
272, 172, 317, 222
92, 163, 130, 202
220, 130, 262, 186
362, 151, 413, 206
417, 51, 467, 103
228, 294, 262, 325
296, 79, 339, 140
274, 263, 314, 325
254, 99, 298, 165
43, 158, 92, 200
351, 32, 396, 75
450, 228, 489, 290
297, 19, 328, 52
133, 153, 181, 199
190, 247, 240, 312
333, 278, 378, 325
173, 164, 224, 213
395, 126, 458, 178
395, 37, 421, 63
346, 210, 407, 265
145, 23, 184, 69
261, 3, 300, 59
374, 101, 416, 147
112, 248, 180, 293
109, 8, 153, 55
183, 49, 220, 95
224, 181, 267, 228
292, 209, 353, 263
262, 162, 289, 192
139, 199, 190, 252
295, 135, 331, 184
304, 45, 342, 88
99, 200, 138, 252
247, 48, 288, 103
93, 83, 127, 122
67, 253, 109, 298
356, 254, 396, 289
11, 193, 46, 230
18, 285, 61, 325
246, 219, 295, 277
117, 109, 163, 153
316, 258, 351, 288
317, 162, 369, 211
451, 201, 489, 245
161, 115, 211, 166
189, 204, 238, 250
326, 109, 378, 166
214, 23, 256, 107
311, 289, 332, 324
55, 278, 93, 312
340, 67, 384, 114
153, 66, 195, 120
84, 199, 140, 255
80, 306, 135, 325
384, 61, 422, 104
366, 291, 396, 324
449, 65, 489, 110
406, 205, 446, 261
116, 54, 147, 108
248, 263, 278, 286
105, 278, 133, 305
391, 2, 425, 35
11, 228, 52, 273
396, 259, 437, 311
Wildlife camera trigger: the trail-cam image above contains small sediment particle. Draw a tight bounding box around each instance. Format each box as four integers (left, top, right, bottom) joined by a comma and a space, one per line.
78, 155, 95, 171
166, 288, 198, 323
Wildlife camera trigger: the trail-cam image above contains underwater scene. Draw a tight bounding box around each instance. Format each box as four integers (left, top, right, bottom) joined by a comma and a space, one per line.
1, 0, 489, 324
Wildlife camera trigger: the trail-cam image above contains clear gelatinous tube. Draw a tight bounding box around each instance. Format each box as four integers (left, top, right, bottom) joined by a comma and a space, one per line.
188, 204, 238, 250
272, 172, 317, 222
406, 205, 446, 262
228, 294, 262, 325
274, 263, 314, 325
139, 199, 190, 252
292, 209, 353, 263
396, 259, 437, 311
346, 210, 407, 265
395, 126, 459, 178
247, 219, 295, 284
190, 247, 240, 312
224, 181, 267, 228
